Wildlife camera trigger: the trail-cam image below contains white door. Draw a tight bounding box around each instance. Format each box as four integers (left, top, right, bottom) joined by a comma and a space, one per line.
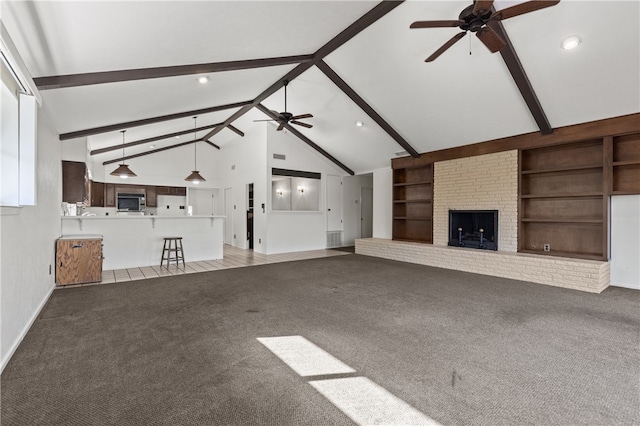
360, 187, 373, 239
327, 175, 343, 231
610, 195, 640, 289
224, 188, 233, 245
190, 188, 214, 215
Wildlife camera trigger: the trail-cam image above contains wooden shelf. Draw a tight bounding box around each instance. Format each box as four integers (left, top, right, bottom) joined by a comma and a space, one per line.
520, 164, 602, 175
521, 218, 603, 224
393, 216, 432, 221
393, 237, 432, 243
520, 192, 603, 199
613, 160, 640, 167
393, 199, 432, 204
518, 249, 605, 261
393, 181, 432, 187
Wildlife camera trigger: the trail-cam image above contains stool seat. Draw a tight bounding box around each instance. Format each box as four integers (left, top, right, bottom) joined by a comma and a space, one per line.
161, 237, 185, 267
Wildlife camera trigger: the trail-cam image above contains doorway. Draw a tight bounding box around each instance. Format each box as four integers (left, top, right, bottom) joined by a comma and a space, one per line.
360, 187, 373, 239
247, 183, 254, 250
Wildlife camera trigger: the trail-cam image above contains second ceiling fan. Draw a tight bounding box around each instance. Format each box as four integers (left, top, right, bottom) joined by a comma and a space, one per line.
410, 0, 560, 62
254, 80, 313, 131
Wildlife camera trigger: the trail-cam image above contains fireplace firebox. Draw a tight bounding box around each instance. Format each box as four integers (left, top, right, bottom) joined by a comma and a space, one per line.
448, 210, 498, 250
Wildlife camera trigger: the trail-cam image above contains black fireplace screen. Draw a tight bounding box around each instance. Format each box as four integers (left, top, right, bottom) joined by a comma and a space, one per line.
448, 210, 498, 250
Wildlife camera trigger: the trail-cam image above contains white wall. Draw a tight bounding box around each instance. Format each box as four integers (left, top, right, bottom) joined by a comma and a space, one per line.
265, 124, 347, 254
610, 195, 640, 289
1, 112, 60, 371
342, 174, 373, 246
372, 166, 392, 239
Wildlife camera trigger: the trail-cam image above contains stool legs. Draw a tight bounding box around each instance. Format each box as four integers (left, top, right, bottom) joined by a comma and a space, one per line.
161, 238, 185, 267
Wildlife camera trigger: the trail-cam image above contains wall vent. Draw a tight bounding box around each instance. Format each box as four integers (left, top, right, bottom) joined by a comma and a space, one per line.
326, 231, 343, 248
273, 153, 286, 160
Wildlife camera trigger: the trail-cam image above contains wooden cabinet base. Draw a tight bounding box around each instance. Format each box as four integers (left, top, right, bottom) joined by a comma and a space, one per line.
56, 237, 103, 285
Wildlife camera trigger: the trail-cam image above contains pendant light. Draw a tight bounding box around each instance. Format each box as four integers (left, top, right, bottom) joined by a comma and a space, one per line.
110, 130, 137, 179
184, 116, 206, 184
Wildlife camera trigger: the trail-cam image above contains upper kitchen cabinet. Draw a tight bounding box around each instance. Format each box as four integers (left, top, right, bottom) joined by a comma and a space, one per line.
146, 186, 157, 207
90, 181, 105, 207
62, 161, 88, 203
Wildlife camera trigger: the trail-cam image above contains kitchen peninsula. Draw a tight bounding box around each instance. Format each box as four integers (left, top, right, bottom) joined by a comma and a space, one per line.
61, 215, 225, 270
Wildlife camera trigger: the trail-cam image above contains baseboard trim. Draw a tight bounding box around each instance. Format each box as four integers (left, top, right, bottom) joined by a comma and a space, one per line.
1, 284, 55, 373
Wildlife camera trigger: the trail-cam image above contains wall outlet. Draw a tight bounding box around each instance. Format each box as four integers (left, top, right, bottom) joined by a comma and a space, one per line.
166, 205, 170, 209
179, 205, 185, 209
543, 244, 551, 252
259, 238, 261, 244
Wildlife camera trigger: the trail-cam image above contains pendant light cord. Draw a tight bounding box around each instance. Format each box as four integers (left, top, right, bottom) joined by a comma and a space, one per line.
121, 130, 126, 165
193, 116, 198, 170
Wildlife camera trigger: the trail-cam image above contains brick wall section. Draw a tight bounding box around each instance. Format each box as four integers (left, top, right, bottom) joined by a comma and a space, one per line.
433, 150, 518, 252
356, 238, 610, 293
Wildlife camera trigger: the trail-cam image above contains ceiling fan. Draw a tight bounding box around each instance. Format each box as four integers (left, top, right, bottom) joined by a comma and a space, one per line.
254, 80, 313, 131
410, 0, 560, 62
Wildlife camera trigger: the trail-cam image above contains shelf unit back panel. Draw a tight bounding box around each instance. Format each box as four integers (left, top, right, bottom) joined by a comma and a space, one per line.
394, 184, 433, 201
521, 169, 603, 196
393, 202, 432, 218
521, 139, 602, 171
393, 219, 432, 242
613, 164, 640, 193
522, 197, 603, 221
613, 133, 640, 162
520, 222, 603, 257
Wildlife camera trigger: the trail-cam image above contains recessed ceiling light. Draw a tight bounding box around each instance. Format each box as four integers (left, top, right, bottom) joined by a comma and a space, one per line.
149, 145, 155, 149
175, 136, 180, 139
355, 120, 364, 127
562, 35, 581, 50
197, 76, 210, 84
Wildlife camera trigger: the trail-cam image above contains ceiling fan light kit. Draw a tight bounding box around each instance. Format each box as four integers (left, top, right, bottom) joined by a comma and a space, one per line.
411, 0, 560, 62
184, 116, 206, 184
110, 130, 137, 178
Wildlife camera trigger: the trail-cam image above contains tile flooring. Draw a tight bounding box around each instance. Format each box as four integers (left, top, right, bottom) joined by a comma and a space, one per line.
60, 245, 351, 288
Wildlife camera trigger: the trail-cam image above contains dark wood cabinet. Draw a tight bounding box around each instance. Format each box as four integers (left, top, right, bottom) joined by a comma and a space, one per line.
105, 184, 116, 207
89, 181, 105, 207
612, 132, 640, 195
156, 186, 187, 196
62, 161, 88, 203
146, 186, 157, 207
392, 164, 434, 243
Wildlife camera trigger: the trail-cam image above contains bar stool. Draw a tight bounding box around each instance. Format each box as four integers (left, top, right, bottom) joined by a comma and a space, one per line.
161, 237, 185, 267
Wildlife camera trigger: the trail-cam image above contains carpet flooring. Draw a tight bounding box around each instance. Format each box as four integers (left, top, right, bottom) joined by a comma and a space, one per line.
2, 254, 639, 425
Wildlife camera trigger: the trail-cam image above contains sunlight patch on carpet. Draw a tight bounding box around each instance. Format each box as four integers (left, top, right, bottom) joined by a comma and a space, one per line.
257, 335, 356, 377
309, 377, 441, 426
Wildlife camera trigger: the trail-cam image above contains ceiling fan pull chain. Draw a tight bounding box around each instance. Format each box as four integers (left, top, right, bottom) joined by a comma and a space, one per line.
469, 32, 472, 56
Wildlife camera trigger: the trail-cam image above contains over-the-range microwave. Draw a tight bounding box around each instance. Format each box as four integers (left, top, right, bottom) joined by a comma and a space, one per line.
117, 193, 146, 211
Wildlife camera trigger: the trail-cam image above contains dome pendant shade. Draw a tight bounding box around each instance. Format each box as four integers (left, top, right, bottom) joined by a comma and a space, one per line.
184, 170, 205, 184
110, 164, 137, 178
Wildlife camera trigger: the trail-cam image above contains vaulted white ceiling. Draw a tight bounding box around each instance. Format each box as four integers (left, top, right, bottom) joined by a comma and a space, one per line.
2, 1, 639, 174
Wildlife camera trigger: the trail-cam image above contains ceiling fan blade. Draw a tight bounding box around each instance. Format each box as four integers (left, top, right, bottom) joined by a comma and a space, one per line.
276, 122, 286, 131
476, 26, 506, 53
291, 120, 313, 129
253, 119, 277, 122
291, 113, 313, 120
472, 0, 494, 15
425, 31, 467, 62
491, 0, 560, 21
410, 20, 464, 29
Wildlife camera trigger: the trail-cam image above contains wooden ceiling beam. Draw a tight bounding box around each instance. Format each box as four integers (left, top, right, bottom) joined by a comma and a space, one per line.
60, 100, 251, 140
488, 19, 553, 135
227, 124, 245, 137
90, 122, 224, 155
103, 139, 217, 165
201, 1, 404, 142
316, 60, 419, 158
256, 104, 354, 175
34, 55, 314, 90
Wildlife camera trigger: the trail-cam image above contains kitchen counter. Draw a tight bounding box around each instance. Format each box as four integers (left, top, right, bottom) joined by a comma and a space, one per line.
61, 215, 225, 270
